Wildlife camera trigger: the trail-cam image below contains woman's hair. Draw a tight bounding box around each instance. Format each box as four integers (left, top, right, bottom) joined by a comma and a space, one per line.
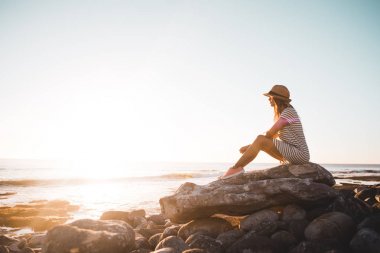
273, 97, 291, 120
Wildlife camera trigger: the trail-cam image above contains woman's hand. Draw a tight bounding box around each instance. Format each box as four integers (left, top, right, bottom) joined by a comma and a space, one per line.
239, 145, 250, 154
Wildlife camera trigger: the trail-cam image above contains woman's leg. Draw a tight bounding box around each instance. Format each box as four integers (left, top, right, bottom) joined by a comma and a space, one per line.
233, 135, 284, 168
221, 135, 284, 179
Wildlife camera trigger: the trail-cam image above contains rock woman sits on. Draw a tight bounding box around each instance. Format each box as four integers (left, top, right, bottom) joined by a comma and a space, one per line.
220, 84, 310, 179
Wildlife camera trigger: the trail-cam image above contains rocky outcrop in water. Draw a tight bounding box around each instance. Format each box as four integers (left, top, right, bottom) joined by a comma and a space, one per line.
160, 163, 337, 223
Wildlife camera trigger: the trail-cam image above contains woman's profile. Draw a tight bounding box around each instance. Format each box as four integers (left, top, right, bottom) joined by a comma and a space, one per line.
220, 84, 310, 179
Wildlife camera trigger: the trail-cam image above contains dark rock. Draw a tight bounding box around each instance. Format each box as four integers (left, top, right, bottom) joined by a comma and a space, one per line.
240, 209, 279, 232
251, 220, 278, 236
27, 233, 46, 248
350, 228, 380, 253
329, 193, 372, 223
288, 219, 309, 241
42, 219, 135, 253
153, 248, 176, 253
183, 249, 207, 253
355, 186, 380, 206
282, 204, 306, 221
304, 212, 355, 243
134, 216, 148, 229
215, 229, 244, 249
137, 228, 164, 239
357, 214, 380, 233
178, 217, 233, 240
149, 233, 162, 248
100, 209, 146, 226
290, 240, 343, 253
0, 246, 9, 253
0, 235, 18, 246
160, 163, 337, 223
21, 248, 35, 253
226, 233, 275, 253
271, 230, 298, 250
130, 249, 151, 253
135, 236, 152, 250
306, 206, 330, 221
185, 234, 222, 253
155, 236, 189, 253
148, 214, 167, 225
159, 225, 181, 241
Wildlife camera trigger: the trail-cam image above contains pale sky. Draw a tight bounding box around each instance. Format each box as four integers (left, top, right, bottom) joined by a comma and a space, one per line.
0, 0, 379, 164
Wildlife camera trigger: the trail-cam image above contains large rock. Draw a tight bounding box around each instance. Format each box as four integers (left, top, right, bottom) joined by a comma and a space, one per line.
178, 217, 233, 240
160, 163, 337, 223
304, 212, 355, 243
42, 219, 135, 253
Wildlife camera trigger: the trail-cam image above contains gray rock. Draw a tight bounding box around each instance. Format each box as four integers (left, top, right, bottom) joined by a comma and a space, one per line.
290, 240, 341, 253
357, 214, 380, 234
160, 163, 337, 223
159, 225, 181, 241
28, 233, 46, 248
288, 219, 309, 241
271, 230, 298, 250
240, 209, 279, 232
149, 233, 162, 248
183, 249, 207, 253
155, 236, 189, 253
130, 249, 151, 253
282, 204, 306, 221
153, 248, 176, 253
329, 193, 372, 223
304, 212, 355, 243
226, 233, 275, 253
185, 234, 222, 253
42, 219, 135, 253
0, 235, 18, 246
100, 209, 145, 226
136, 228, 164, 239
350, 228, 380, 253
135, 236, 152, 250
216, 229, 244, 249
178, 217, 233, 240
0, 246, 9, 253
148, 214, 167, 225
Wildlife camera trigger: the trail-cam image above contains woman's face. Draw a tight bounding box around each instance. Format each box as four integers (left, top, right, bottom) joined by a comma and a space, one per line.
269, 96, 275, 107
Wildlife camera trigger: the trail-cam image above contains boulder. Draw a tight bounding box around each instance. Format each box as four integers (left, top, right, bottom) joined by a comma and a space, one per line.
271, 230, 298, 250
329, 193, 372, 223
282, 204, 306, 221
100, 209, 146, 226
240, 209, 279, 231
178, 217, 233, 240
357, 214, 380, 234
185, 234, 222, 253
148, 214, 167, 226
215, 229, 244, 249
304, 212, 355, 243
160, 175, 337, 223
155, 236, 189, 253
149, 233, 162, 248
42, 219, 135, 253
226, 233, 275, 253
350, 228, 380, 253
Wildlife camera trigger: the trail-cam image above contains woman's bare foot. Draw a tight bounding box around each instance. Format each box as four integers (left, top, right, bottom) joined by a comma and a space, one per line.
219, 166, 244, 180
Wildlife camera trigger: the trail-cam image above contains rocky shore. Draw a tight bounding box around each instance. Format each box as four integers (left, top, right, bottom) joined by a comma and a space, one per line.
1, 163, 380, 253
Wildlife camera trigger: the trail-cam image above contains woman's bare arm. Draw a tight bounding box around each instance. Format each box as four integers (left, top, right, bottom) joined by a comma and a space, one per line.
265, 118, 289, 138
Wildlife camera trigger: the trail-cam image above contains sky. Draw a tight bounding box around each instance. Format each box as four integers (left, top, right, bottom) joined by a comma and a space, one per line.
0, 0, 379, 164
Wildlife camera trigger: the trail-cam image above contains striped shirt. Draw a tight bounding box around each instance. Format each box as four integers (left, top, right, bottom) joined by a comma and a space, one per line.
273, 106, 310, 164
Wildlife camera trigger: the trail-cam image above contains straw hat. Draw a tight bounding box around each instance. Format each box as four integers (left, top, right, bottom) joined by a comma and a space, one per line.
263, 85, 291, 102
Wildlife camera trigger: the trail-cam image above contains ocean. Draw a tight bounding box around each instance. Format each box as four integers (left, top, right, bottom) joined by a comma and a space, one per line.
1, 160, 379, 222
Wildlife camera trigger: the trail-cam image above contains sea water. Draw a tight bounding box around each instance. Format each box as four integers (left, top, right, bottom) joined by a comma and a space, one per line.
1, 160, 379, 221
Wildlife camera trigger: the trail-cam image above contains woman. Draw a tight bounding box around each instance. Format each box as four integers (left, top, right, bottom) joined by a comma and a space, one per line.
220, 84, 310, 179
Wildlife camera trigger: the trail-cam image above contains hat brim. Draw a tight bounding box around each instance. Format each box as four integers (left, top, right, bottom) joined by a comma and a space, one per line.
263, 92, 291, 102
